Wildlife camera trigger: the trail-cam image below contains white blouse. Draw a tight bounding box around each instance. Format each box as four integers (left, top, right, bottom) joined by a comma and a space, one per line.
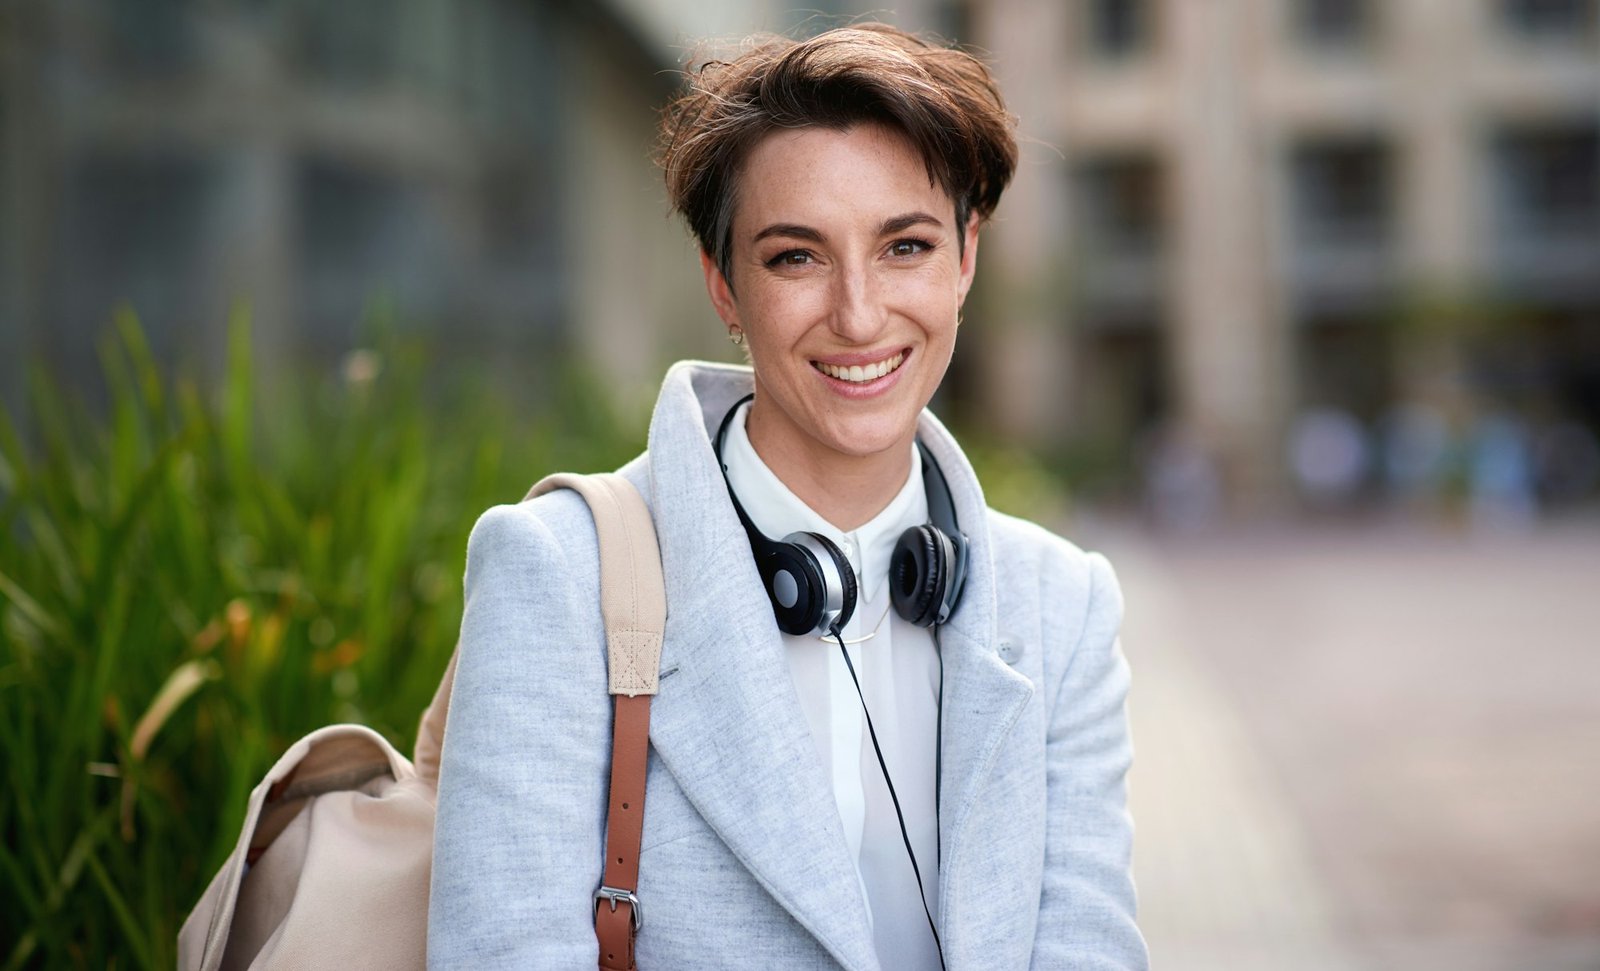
721, 401, 943, 970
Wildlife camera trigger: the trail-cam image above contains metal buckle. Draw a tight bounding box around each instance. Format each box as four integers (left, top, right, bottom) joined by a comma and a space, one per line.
594, 885, 643, 932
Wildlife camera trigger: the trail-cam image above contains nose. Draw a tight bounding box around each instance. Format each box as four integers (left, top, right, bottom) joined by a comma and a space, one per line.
828, 263, 886, 343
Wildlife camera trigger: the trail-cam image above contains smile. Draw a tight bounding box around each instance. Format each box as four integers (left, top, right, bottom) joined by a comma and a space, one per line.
811, 351, 906, 384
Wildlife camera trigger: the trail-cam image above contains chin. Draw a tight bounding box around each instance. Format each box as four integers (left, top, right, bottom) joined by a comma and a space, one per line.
819, 410, 920, 459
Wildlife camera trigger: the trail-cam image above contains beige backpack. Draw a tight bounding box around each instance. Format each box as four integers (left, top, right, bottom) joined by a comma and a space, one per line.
179, 472, 665, 970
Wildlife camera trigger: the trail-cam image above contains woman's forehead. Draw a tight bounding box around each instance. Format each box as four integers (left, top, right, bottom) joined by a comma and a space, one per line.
733, 124, 952, 236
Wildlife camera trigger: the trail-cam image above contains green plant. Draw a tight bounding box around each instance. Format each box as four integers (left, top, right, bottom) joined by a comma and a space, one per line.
0, 310, 641, 969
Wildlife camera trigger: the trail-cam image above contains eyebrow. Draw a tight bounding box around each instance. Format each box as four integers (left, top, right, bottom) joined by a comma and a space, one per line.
751, 222, 824, 245
879, 211, 944, 235
749, 211, 947, 246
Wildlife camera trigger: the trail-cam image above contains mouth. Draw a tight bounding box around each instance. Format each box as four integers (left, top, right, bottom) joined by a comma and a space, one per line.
810, 350, 907, 384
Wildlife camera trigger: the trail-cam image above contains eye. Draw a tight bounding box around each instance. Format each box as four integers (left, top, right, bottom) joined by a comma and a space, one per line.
765, 249, 814, 268
889, 238, 932, 258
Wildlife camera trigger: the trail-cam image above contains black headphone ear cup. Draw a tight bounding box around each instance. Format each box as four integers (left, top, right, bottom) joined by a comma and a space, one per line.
765, 544, 827, 636
891, 525, 947, 628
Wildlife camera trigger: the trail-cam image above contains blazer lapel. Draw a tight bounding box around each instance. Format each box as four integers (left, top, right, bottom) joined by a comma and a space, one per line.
915, 416, 1037, 934
639, 364, 880, 971
634, 364, 1036, 968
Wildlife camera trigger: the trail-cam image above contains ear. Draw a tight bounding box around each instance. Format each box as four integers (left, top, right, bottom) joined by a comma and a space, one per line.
955, 212, 981, 306
699, 249, 740, 327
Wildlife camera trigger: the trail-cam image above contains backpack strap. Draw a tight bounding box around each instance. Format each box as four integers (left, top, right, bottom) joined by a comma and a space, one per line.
413, 471, 663, 969
526, 472, 664, 971
528, 473, 665, 697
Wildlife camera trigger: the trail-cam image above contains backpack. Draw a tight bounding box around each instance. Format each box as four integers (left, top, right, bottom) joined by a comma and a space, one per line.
178, 472, 665, 970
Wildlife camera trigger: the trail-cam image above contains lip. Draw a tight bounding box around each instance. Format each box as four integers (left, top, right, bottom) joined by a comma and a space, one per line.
811, 348, 909, 368
810, 347, 912, 399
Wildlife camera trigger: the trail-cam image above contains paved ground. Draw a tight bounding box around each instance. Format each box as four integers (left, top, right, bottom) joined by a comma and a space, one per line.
1072, 515, 1600, 971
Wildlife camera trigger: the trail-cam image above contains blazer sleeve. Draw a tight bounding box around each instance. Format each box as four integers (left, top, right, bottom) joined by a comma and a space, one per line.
427, 497, 611, 968
1031, 550, 1149, 970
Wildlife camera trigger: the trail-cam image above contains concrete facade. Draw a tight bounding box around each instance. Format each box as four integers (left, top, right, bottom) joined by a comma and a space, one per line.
970, 0, 1600, 509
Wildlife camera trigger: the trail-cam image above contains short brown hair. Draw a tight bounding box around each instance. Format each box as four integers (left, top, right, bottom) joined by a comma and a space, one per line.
658, 23, 1018, 279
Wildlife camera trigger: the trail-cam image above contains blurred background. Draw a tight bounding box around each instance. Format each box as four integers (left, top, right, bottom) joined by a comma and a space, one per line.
0, 1, 1596, 969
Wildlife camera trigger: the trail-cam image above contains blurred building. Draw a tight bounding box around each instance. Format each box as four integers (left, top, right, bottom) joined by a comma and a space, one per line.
0, 0, 718, 412
0, 0, 966, 415
973, 0, 1600, 509
3, 0, 1596, 510
1, 0, 979, 418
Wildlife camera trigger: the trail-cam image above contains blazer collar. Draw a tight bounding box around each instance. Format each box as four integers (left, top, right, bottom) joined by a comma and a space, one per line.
910, 406, 1037, 923
639, 362, 1032, 966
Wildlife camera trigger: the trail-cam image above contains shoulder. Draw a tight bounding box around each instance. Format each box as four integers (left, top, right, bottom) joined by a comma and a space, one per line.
983, 508, 1124, 701
463, 455, 658, 614
450, 489, 617, 734
458, 489, 607, 677
465, 456, 654, 574
984, 508, 1122, 622
466, 489, 598, 575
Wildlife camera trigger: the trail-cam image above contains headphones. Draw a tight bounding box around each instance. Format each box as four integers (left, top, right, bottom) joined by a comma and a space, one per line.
715, 394, 969, 637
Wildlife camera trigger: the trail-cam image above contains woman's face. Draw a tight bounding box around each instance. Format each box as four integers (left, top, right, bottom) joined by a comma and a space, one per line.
702, 122, 978, 472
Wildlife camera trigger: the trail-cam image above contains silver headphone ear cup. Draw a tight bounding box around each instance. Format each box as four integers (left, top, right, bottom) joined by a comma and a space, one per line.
827, 537, 858, 631
714, 393, 866, 637
786, 531, 857, 633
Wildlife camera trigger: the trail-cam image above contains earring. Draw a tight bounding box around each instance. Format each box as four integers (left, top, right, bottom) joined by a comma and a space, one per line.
728, 328, 744, 346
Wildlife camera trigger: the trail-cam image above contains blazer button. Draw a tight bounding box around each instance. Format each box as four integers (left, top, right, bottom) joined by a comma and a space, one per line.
997, 638, 1023, 665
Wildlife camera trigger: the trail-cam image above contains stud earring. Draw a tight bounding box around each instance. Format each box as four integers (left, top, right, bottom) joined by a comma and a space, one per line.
728, 328, 745, 346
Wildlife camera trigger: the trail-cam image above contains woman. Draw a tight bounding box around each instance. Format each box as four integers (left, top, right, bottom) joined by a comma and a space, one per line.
428, 24, 1145, 970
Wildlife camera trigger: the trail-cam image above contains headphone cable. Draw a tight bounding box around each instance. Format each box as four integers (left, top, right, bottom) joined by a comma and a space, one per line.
830, 625, 947, 971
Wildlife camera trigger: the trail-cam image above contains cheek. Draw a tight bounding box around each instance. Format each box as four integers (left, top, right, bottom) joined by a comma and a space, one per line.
744, 282, 829, 337
887, 262, 962, 305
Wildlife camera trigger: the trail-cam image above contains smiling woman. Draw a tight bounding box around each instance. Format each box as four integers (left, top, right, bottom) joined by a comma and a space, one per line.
428, 23, 1148, 971
701, 122, 977, 528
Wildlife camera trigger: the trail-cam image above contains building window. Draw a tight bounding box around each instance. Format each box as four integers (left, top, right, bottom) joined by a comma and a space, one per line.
1288, 137, 1393, 250
1074, 154, 1164, 257
102, 0, 198, 78
291, 0, 399, 88
296, 158, 445, 348
1072, 153, 1165, 318
1498, 0, 1598, 39
51, 151, 216, 365
1085, 0, 1152, 60
1293, 0, 1373, 51
1292, 311, 1394, 420
1491, 123, 1600, 241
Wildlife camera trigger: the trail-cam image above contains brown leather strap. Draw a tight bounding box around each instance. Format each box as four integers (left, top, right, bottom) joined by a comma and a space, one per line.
595, 693, 652, 970
524, 473, 663, 970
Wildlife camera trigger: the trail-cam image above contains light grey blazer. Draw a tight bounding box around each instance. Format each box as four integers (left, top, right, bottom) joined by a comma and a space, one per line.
428, 362, 1146, 970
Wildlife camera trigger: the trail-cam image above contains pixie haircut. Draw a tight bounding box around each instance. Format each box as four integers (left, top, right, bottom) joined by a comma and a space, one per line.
658, 23, 1018, 281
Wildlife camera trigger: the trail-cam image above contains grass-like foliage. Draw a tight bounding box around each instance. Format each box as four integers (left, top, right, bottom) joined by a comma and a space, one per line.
0, 310, 642, 969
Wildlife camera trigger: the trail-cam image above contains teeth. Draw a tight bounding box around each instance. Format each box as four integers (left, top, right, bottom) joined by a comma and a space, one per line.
815, 352, 905, 383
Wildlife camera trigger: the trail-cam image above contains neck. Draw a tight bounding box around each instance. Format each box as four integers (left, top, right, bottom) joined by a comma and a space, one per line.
745, 402, 912, 532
